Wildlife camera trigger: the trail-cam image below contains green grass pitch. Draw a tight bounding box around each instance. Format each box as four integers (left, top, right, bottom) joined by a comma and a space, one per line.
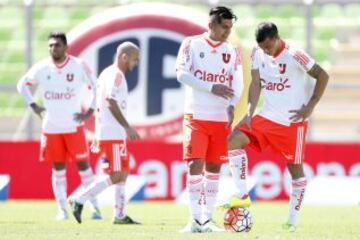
0, 201, 359, 240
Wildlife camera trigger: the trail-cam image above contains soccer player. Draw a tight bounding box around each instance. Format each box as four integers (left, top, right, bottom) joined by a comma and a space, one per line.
227, 22, 329, 232
17, 32, 101, 220
176, 6, 244, 233
69, 42, 141, 225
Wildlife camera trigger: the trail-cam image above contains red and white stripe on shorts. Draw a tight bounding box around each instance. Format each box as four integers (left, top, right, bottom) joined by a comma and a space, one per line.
295, 125, 305, 164
112, 143, 125, 171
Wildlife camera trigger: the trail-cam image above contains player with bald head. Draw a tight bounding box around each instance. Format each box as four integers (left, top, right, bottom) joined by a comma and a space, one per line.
115, 42, 140, 72
70, 41, 141, 225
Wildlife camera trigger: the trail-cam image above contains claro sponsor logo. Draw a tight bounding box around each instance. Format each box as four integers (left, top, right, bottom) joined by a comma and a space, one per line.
261, 77, 290, 91
194, 68, 233, 85
44, 88, 75, 100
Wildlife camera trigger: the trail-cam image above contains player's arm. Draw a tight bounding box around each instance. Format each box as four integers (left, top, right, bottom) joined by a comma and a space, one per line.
107, 99, 140, 140
247, 69, 262, 117
175, 38, 233, 99
177, 71, 234, 99
289, 56, 329, 122
176, 38, 213, 92
177, 70, 213, 92
305, 63, 329, 112
74, 61, 97, 123
16, 72, 45, 119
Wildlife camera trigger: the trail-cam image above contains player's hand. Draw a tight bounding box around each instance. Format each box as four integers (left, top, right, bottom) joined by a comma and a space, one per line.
289, 104, 313, 122
211, 84, 234, 99
90, 139, 100, 153
125, 127, 140, 140
227, 105, 235, 128
74, 108, 94, 123
30, 103, 46, 119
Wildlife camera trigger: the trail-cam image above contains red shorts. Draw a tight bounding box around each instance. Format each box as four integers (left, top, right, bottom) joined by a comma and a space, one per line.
183, 114, 230, 164
236, 115, 307, 164
99, 140, 129, 174
40, 126, 89, 163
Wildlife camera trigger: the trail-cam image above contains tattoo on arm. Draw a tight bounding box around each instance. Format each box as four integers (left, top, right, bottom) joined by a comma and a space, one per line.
308, 63, 323, 79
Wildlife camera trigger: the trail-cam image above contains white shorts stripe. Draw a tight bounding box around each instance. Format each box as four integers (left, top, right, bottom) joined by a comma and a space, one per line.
295, 126, 304, 164
116, 144, 120, 171
113, 144, 119, 171
112, 145, 116, 171
118, 144, 122, 171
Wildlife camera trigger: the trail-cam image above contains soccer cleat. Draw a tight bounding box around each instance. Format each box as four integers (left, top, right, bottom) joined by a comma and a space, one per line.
69, 199, 83, 224
113, 215, 140, 224
202, 219, 225, 232
91, 207, 102, 220
282, 223, 297, 232
55, 208, 68, 221
220, 194, 251, 209
179, 219, 203, 233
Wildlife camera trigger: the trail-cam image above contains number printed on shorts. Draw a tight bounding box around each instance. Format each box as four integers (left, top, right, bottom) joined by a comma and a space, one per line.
118, 143, 127, 157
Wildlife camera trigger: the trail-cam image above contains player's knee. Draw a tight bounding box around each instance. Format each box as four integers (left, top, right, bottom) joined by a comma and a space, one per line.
187, 159, 204, 175
52, 162, 65, 170
287, 164, 305, 179
110, 171, 128, 184
228, 131, 249, 150
205, 162, 221, 173
76, 161, 90, 171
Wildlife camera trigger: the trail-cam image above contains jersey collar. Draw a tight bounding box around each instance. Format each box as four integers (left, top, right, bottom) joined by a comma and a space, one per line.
53, 55, 70, 69
272, 40, 286, 58
203, 32, 223, 49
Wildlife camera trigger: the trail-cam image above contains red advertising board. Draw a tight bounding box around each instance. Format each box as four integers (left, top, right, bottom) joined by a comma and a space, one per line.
0, 141, 359, 200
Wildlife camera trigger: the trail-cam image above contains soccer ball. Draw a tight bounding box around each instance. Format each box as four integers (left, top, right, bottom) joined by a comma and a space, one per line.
223, 207, 253, 232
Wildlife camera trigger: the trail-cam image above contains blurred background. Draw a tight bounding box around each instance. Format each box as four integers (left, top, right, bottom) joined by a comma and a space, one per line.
0, 0, 359, 204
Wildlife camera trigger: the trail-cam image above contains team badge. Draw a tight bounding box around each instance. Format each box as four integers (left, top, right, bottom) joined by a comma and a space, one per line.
200, 52, 204, 58
222, 53, 231, 63
66, 73, 74, 82
279, 63, 287, 74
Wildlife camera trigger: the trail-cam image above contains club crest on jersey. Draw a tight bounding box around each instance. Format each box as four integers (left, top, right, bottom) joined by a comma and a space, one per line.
199, 52, 204, 58
279, 63, 287, 74
222, 53, 231, 63
66, 73, 74, 82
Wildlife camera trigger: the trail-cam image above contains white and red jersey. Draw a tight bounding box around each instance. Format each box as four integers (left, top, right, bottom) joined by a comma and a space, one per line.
176, 32, 243, 122
251, 41, 315, 126
18, 55, 96, 133
95, 65, 128, 140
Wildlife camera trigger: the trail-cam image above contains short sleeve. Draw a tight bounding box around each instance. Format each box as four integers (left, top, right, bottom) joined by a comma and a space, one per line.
106, 71, 122, 101
233, 46, 243, 71
250, 47, 260, 70
290, 48, 315, 72
22, 63, 43, 86
80, 60, 96, 88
